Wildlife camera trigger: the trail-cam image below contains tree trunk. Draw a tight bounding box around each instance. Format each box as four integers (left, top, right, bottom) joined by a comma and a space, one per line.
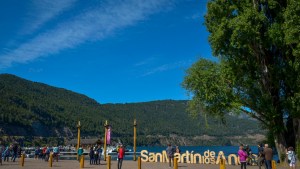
274, 131, 287, 162
293, 118, 300, 142
274, 118, 300, 162
293, 118, 300, 157
286, 117, 296, 147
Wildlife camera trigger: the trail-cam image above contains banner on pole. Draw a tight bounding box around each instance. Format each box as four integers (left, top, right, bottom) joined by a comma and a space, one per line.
107, 126, 111, 145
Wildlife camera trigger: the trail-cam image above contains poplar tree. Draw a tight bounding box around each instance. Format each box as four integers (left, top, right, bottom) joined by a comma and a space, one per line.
183, 0, 300, 159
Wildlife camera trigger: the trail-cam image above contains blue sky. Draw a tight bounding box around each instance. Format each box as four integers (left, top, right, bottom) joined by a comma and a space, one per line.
0, 0, 212, 104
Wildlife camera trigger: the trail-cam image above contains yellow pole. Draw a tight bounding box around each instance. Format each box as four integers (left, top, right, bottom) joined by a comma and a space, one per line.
106, 155, 111, 169
80, 155, 85, 168
49, 153, 53, 167
272, 160, 276, 169
133, 119, 137, 161
20, 154, 25, 167
104, 120, 108, 161
19, 154, 22, 166
174, 158, 178, 169
220, 158, 226, 169
138, 156, 141, 169
77, 121, 81, 160
83, 155, 85, 167
22, 153, 25, 166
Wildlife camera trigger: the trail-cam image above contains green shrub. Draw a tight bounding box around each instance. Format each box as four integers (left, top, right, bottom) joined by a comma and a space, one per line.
280, 153, 286, 163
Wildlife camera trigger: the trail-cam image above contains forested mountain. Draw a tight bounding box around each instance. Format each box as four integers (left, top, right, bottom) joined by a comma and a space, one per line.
0, 74, 265, 146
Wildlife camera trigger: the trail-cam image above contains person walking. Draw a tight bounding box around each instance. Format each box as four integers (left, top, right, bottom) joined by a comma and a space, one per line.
77, 145, 84, 162
17, 146, 22, 158
166, 144, 175, 168
0, 145, 3, 165
42, 146, 47, 160
175, 146, 181, 154
34, 147, 40, 160
238, 145, 248, 169
93, 146, 99, 165
97, 145, 102, 165
45, 147, 51, 162
11, 144, 18, 162
89, 147, 94, 165
257, 144, 265, 169
286, 146, 296, 169
245, 145, 252, 165
3, 146, 10, 162
53, 145, 59, 162
117, 144, 125, 169
263, 144, 273, 169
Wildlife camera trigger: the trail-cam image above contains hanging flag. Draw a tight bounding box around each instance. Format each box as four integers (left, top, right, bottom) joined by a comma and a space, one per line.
106, 126, 111, 145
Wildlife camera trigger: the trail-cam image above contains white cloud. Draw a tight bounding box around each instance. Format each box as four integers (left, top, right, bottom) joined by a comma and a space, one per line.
23, 0, 77, 34
134, 57, 156, 67
0, 0, 172, 69
141, 60, 193, 77
185, 13, 202, 20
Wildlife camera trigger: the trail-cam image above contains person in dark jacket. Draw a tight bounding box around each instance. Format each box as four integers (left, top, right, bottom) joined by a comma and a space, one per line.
97, 145, 102, 165
89, 147, 94, 165
166, 144, 175, 167
11, 144, 18, 162
34, 147, 40, 160
93, 146, 99, 165
257, 144, 265, 169
0, 145, 3, 165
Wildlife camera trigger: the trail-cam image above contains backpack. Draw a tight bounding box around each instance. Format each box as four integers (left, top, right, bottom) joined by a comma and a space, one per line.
258, 147, 264, 157
291, 152, 296, 163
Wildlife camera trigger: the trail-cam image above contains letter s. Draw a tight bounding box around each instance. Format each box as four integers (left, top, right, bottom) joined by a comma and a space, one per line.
141, 150, 149, 162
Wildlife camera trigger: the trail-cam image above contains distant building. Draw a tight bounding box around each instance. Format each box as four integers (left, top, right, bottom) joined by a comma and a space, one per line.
67, 138, 102, 148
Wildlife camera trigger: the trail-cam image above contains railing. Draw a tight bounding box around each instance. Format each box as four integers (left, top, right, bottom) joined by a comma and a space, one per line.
59, 151, 141, 160
59, 152, 89, 160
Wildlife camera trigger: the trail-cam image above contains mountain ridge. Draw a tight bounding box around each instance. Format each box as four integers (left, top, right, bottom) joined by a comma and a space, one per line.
0, 74, 265, 146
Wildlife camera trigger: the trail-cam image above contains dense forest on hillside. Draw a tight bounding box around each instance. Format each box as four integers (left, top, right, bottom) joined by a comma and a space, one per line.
0, 74, 266, 146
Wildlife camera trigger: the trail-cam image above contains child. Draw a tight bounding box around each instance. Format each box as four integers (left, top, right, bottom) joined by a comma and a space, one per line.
287, 146, 296, 169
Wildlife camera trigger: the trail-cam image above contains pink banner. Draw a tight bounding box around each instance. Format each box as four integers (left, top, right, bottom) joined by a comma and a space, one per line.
106, 126, 111, 145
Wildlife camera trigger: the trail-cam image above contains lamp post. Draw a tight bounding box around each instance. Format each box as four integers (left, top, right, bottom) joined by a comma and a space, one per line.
104, 120, 108, 161
133, 119, 137, 161
77, 121, 81, 160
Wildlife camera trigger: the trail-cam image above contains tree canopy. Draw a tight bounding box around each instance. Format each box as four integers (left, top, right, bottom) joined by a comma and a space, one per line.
183, 0, 300, 160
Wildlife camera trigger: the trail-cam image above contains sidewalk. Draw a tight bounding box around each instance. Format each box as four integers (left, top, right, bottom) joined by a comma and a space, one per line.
0, 158, 290, 169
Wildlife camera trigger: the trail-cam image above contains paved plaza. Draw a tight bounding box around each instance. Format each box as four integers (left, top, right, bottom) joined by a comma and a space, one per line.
0, 158, 291, 169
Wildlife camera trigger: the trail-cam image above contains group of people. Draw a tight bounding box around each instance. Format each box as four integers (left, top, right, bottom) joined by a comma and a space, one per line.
238, 143, 297, 169
34, 146, 60, 162
238, 143, 273, 169
78, 143, 125, 169
0, 143, 21, 164
1, 142, 298, 169
166, 144, 181, 168
88, 145, 102, 165
0, 144, 61, 164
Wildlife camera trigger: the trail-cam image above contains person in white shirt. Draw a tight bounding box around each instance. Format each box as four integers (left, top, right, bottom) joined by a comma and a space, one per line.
286, 146, 296, 169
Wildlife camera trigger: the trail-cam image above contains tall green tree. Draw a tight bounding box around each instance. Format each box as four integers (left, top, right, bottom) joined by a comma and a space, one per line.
183, 0, 300, 160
